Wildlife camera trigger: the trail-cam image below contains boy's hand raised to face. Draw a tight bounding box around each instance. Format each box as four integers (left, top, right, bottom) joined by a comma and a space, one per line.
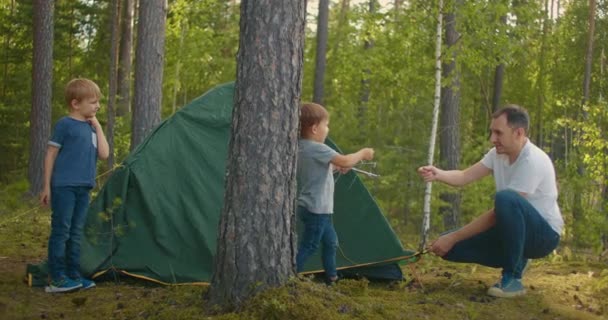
87, 116, 101, 129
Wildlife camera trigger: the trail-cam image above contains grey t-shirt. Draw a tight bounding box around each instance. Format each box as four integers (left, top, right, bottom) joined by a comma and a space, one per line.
297, 139, 339, 214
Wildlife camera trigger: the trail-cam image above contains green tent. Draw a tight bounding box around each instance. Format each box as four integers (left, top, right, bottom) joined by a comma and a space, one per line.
80, 83, 414, 285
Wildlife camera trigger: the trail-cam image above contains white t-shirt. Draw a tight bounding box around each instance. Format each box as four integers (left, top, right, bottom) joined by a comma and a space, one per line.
480, 140, 564, 234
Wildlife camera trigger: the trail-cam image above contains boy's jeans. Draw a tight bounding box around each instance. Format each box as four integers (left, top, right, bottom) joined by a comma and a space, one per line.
443, 190, 560, 278
48, 186, 91, 281
296, 206, 338, 279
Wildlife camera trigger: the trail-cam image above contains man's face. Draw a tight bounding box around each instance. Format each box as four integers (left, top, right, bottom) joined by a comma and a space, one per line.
489, 114, 522, 155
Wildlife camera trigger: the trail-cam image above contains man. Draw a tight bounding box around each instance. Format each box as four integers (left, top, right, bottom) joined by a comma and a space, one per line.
418, 105, 563, 298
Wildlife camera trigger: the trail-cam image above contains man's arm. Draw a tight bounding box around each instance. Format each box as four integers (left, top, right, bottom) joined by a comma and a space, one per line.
429, 208, 496, 256
418, 161, 492, 187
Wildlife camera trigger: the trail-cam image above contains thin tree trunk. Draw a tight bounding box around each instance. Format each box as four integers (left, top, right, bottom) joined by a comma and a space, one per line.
536, 0, 550, 147
574, 0, 596, 220
439, 0, 461, 230
492, 14, 508, 112
117, 0, 134, 117
107, 0, 121, 169
28, 0, 54, 196
2, 0, 15, 99
209, 0, 306, 308
420, 0, 443, 251
313, 0, 329, 104
358, 0, 375, 141
130, 0, 167, 150
172, 20, 187, 114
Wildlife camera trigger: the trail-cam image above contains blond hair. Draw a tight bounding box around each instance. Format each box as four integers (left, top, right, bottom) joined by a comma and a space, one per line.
65, 78, 101, 108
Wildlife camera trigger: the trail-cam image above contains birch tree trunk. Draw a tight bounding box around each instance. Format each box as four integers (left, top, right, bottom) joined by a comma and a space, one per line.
28, 0, 54, 196
420, 0, 443, 251
208, 0, 306, 308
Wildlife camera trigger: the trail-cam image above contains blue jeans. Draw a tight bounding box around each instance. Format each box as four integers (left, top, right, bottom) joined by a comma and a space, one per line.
443, 190, 560, 278
48, 186, 91, 281
296, 206, 338, 279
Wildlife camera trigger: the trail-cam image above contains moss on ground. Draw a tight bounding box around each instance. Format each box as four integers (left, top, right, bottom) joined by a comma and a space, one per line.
1, 181, 607, 320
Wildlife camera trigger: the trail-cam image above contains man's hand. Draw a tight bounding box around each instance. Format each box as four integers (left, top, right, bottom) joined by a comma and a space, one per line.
429, 233, 456, 257
417, 165, 441, 182
39, 187, 50, 206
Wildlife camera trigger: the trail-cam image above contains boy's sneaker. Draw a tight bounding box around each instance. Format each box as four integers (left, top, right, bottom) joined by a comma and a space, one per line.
45, 277, 83, 293
487, 274, 526, 298
71, 277, 96, 290
516, 258, 530, 279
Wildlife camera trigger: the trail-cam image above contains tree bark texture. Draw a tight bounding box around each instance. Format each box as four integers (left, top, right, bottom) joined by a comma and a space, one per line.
439, 2, 461, 230
107, 0, 121, 169
209, 0, 306, 308
130, 0, 166, 150
28, 0, 54, 196
117, 0, 134, 117
313, 0, 329, 104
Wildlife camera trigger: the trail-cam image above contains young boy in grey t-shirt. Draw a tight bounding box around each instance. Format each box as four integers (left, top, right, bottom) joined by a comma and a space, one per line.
296, 102, 374, 284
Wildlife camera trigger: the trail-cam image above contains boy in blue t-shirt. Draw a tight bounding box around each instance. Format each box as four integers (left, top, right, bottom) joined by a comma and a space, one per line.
296, 102, 374, 284
39, 78, 109, 293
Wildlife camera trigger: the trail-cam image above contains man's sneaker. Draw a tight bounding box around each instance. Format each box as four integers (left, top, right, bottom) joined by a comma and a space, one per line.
44, 277, 83, 293
71, 277, 96, 290
487, 274, 526, 298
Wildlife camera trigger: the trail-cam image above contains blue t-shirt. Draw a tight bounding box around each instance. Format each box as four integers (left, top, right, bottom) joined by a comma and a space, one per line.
48, 117, 98, 188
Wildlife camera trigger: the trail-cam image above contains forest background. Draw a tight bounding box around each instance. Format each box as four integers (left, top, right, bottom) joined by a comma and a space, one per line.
0, 0, 608, 318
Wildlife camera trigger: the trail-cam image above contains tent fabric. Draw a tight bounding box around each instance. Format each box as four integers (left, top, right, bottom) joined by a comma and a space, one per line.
79, 82, 413, 285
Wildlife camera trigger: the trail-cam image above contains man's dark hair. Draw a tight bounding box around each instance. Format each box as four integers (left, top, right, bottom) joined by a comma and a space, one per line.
492, 104, 530, 134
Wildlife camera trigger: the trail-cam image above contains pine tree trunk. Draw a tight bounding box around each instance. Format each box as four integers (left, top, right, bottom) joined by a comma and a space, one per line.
130, 0, 167, 150
28, 0, 54, 196
107, 0, 121, 169
116, 0, 134, 117
313, 0, 329, 104
439, 0, 461, 230
208, 0, 306, 308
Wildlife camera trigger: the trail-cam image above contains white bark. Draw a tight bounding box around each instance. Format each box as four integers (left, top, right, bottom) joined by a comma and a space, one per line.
419, 0, 443, 251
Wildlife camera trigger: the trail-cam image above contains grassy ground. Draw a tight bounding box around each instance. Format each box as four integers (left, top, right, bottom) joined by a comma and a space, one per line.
1, 181, 607, 320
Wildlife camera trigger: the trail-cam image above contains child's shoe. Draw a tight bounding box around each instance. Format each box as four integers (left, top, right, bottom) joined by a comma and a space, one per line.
45, 277, 83, 293
487, 274, 526, 298
71, 276, 96, 290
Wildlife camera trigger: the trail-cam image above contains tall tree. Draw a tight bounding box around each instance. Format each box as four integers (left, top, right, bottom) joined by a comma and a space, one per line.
107, 0, 121, 168
492, 14, 507, 112
116, 0, 134, 117
209, 0, 306, 308
574, 0, 596, 221
535, 0, 550, 147
312, 0, 329, 104
420, 0, 444, 251
130, 0, 167, 150
439, 0, 461, 230
28, 0, 54, 196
